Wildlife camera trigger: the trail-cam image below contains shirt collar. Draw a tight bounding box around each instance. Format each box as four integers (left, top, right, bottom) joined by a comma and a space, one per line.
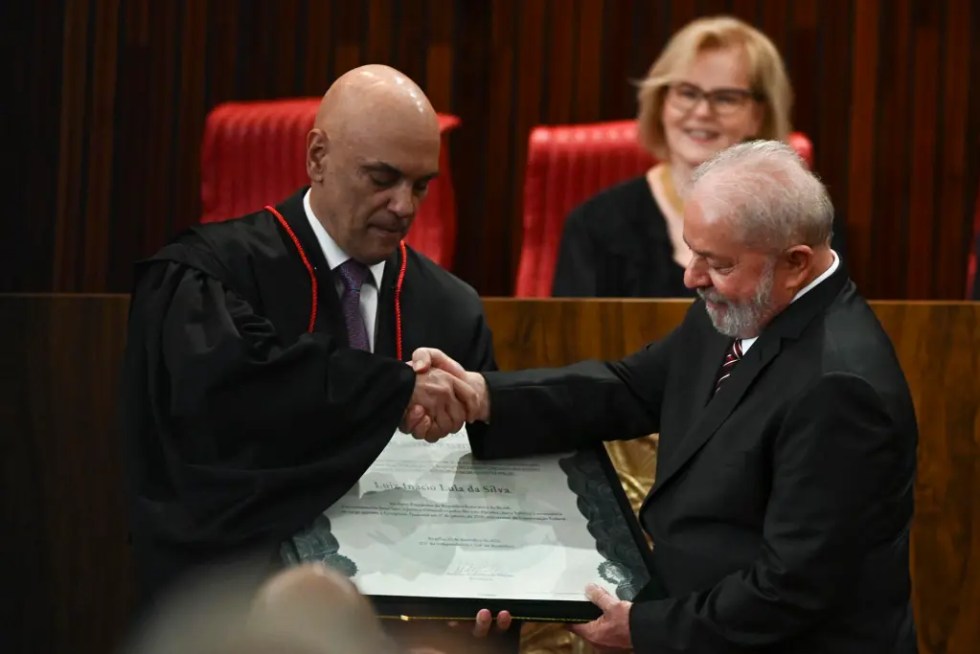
739, 250, 839, 353
303, 189, 385, 288
792, 249, 839, 305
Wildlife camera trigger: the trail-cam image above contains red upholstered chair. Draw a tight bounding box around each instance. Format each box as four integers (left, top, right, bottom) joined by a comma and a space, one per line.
200, 99, 461, 269
514, 119, 814, 297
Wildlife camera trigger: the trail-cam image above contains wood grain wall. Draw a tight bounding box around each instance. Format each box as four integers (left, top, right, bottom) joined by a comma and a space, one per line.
3, 0, 979, 297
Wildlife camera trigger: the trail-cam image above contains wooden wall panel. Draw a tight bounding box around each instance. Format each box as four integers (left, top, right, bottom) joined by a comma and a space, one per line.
937, 0, 974, 295
450, 0, 492, 287
846, 0, 880, 292
1, 0, 62, 292
907, 0, 941, 299
1, 295, 977, 653
818, 0, 854, 251
3, 0, 979, 297
870, 301, 980, 652
0, 295, 135, 654
509, 0, 547, 270
51, 0, 90, 291
482, 0, 517, 291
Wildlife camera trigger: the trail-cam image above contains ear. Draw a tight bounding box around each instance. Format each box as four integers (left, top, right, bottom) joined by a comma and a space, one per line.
781, 245, 813, 287
306, 128, 329, 183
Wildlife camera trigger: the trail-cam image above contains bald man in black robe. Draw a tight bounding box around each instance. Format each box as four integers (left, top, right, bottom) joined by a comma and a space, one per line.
120, 66, 495, 607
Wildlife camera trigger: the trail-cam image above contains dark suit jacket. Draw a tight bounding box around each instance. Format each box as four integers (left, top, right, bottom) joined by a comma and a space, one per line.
474, 265, 917, 653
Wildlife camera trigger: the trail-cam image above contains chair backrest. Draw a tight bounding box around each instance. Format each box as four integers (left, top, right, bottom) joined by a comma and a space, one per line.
200, 99, 461, 269
514, 119, 814, 297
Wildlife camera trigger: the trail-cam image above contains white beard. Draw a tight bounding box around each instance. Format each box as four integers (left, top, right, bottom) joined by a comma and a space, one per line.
698, 262, 775, 338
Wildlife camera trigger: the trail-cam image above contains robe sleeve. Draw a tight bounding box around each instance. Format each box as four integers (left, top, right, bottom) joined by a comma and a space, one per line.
124, 261, 416, 572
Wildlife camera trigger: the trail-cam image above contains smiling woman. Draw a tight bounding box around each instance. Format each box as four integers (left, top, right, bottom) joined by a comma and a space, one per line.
551, 16, 804, 299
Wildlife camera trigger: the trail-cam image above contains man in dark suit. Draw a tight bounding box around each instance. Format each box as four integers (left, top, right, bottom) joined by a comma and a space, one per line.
407, 141, 918, 653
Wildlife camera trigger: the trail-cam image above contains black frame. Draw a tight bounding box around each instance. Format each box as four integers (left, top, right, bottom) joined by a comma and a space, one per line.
361, 443, 660, 623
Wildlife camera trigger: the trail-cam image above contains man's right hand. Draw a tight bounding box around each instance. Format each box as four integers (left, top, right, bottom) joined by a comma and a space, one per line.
401, 348, 490, 441
402, 367, 479, 442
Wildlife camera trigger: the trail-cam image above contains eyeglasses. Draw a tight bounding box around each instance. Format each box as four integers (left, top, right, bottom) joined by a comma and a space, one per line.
666, 82, 762, 116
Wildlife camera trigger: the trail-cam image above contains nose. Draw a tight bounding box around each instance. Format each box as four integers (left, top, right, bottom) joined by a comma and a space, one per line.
691, 94, 714, 118
684, 256, 708, 290
387, 182, 416, 218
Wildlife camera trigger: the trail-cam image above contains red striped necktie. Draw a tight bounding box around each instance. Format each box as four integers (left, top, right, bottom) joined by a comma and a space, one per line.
714, 339, 743, 394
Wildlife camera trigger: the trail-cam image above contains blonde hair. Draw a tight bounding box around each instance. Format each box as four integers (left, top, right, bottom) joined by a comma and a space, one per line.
636, 16, 793, 159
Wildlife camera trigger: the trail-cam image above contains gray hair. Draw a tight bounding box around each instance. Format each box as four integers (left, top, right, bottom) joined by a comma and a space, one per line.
689, 140, 834, 250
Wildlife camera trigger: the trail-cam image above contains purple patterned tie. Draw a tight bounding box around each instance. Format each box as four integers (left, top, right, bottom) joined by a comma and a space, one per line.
336, 259, 371, 351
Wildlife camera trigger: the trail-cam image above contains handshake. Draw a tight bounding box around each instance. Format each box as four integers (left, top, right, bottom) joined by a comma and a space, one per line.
401, 348, 490, 442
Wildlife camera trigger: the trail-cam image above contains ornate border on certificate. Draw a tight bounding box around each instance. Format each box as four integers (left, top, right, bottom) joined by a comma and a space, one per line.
282, 430, 657, 621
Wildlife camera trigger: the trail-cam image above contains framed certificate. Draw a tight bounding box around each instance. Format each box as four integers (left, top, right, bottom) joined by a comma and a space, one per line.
282, 429, 661, 622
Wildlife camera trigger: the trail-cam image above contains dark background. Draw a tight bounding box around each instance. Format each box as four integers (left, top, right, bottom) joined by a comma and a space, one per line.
3, 0, 979, 297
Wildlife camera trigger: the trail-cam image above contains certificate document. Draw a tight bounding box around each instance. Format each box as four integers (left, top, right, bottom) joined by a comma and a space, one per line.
283, 429, 655, 621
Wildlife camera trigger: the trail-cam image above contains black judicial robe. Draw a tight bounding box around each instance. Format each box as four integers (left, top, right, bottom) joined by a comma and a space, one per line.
120, 189, 495, 600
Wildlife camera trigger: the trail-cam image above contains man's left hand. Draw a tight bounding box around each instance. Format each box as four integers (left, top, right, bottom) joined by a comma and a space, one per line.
568, 584, 633, 652
472, 608, 512, 637
447, 608, 512, 637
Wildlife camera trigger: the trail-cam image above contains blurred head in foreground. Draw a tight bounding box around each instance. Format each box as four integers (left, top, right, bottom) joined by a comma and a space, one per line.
123, 562, 394, 654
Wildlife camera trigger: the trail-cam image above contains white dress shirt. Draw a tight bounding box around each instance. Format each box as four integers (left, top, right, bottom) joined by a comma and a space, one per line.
303, 190, 386, 352
740, 250, 839, 354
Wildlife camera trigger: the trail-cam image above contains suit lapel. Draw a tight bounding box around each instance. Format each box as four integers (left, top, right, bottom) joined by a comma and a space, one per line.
652, 325, 727, 472
649, 334, 782, 498
645, 260, 851, 502
696, 331, 731, 409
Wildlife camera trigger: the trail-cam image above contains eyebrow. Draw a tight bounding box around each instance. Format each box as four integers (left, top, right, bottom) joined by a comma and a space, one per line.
683, 237, 730, 263
673, 81, 758, 97
362, 161, 439, 182
675, 82, 750, 91
683, 236, 708, 258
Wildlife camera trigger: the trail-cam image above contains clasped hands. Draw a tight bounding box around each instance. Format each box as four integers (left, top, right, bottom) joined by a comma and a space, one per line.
401, 348, 489, 441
